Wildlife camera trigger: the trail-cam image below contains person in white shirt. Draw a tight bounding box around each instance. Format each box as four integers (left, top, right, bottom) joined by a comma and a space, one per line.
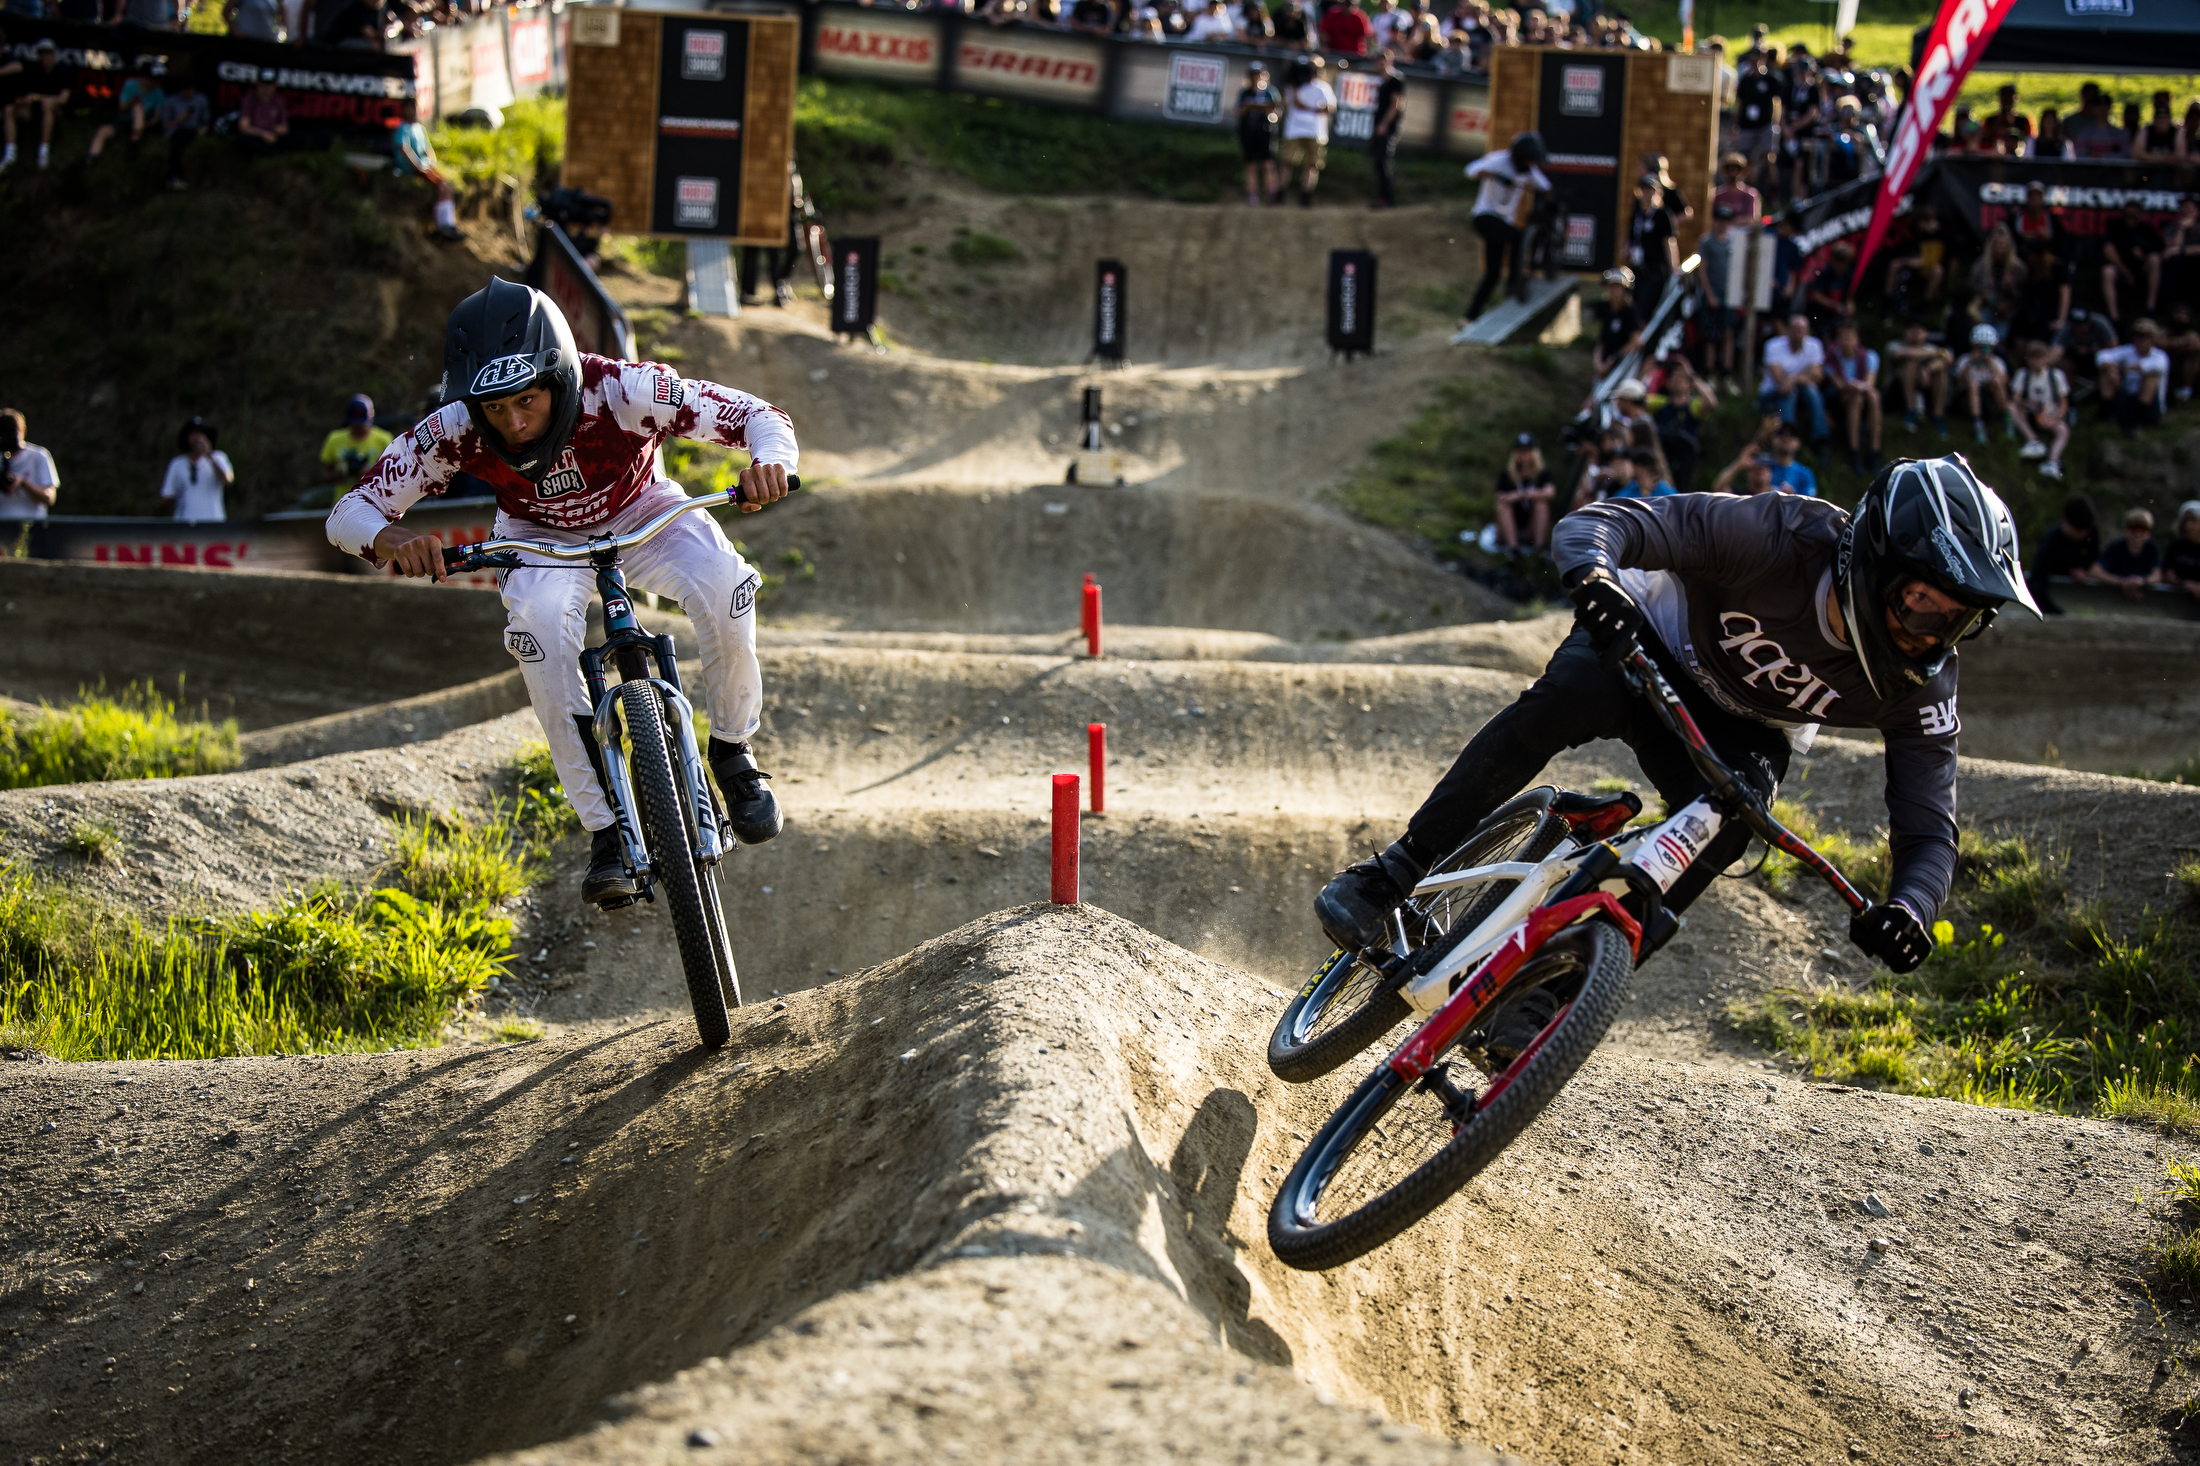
2009, 338, 2070, 478
160, 416, 233, 522
1756, 311, 1829, 446
1279, 53, 1336, 209
1184, 0, 1238, 40
1366, 0, 1406, 47
2099, 317, 2170, 433
1462, 130, 1551, 320
0, 409, 59, 521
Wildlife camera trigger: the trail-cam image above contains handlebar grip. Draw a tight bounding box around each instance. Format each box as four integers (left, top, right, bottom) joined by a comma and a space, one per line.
732, 471, 801, 505
440, 543, 468, 568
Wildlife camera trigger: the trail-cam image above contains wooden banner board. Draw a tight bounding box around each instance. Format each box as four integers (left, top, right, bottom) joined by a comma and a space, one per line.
563, 7, 798, 246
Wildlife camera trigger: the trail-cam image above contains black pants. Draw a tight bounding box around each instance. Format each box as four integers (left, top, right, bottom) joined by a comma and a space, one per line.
2110, 388, 2162, 433
1372, 131, 1398, 207
167, 125, 199, 181
739, 244, 793, 298
1468, 213, 1523, 320
1400, 624, 1793, 917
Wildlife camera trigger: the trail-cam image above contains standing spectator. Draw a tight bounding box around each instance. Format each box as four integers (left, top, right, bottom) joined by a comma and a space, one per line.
319, 394, 392, 486
1989, 82, 2032, 149
1886, 321, 1952, 436
1757, 311, 1829, 450
0, 409, 58, 522
1588, 268, 1638, 379
233, 67, 288, 157
1640, 154, 1693, 230
1460, 132, 1549, 322
2026, 495, 2100, 612
157, 70, 208, 192
1695, 205, 1739, 391
1967, 224, 2027, 336
393, 98, 459, 240
1067, 0, 1117, 32
225, 0, 284, 38
1491, 432, 1555, 552
1762, 418, 1818, 496
88, 58, 164, 161
1647, 355, 1715, 492
2098, 317, 2169, 433
1236, 61, 1279, 207
1776, 47, 1822, 203
1732, 46, 1779, 196
2135, 89, 2180, 160
1955, 323, 2012, 444
2009, 181, 2070, 347
1368, 50, 1403, 210
2028, 107, 2067, 157
1269, 0, 1309, 46
1624, 174, 1676, 309
2009, 340, 2071, 479
1883, 209, 1947, 320
1801, 241, 1855, 334
1711, 152, 1760, 223
314, 0, 385, 48
1826, 321, 1881, 475
2162, 501, 2200, 602
160, 418, 232, 522
1, 38, 71, 174
1278, 54, 1334, 210
2102, 197, 2165, 323
2096, 508, 2164, 602
1315, 0, 1369, 53
124, 0, 186, 29
1184, 0, 1235, 37
1767, 212, 1804, 320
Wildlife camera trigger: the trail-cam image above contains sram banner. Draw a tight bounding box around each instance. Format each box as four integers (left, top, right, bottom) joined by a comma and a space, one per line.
954, 31, 1103, 103
1854, 0, 2020, 283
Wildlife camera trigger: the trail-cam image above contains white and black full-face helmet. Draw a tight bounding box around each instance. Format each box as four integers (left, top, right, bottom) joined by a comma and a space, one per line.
444, 279, 582, 483
1835, 454, 2041, 696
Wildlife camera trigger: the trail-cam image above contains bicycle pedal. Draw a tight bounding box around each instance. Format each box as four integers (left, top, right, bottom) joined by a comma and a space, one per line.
595, 894, 637, 912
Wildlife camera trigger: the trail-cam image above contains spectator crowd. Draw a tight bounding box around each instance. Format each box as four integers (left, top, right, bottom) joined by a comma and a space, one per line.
0, 0, 528, 49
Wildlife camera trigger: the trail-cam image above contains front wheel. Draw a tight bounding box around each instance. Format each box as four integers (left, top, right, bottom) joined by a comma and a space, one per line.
1268, 919, 1634, 1272
623, 681, 732, 1049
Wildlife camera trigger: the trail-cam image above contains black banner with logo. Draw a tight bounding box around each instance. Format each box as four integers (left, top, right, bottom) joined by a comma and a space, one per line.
1093, 259, 1126, 361
650, 16, 750, 236
1536, 50, 1627, 273
1326, 250, 1377, 356
831, 236, 880, 338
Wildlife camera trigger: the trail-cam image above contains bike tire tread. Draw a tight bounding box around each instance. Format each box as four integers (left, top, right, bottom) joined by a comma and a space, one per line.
624, 682, 733, 1050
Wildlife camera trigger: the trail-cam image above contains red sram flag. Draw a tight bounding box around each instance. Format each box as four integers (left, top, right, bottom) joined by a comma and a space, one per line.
1852, 0, 2019, 287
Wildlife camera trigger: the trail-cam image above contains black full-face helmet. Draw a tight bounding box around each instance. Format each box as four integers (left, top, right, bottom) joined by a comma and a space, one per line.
444, 279, 582, 482
1835, 454, 2041, 697
1509, 130, 1546, 172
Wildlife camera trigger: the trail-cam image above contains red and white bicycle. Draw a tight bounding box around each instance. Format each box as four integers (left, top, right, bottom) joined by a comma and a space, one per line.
1265, 639, 1869, 1271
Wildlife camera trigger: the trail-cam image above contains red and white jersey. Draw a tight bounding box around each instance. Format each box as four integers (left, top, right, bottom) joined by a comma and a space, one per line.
325, 354, 797, 557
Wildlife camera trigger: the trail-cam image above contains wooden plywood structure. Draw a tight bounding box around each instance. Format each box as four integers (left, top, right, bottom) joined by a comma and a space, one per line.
563, 7, 799, 245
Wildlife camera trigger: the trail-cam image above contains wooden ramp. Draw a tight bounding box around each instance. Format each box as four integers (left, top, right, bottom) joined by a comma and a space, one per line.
1451, 274, 1580, 347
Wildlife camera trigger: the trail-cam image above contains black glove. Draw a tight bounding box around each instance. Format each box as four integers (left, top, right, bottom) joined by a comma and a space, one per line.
1850, 901, 1932, 974
1569, 571, 1643, 649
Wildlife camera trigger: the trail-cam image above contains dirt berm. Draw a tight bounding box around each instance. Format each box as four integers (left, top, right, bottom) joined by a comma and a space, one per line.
6, 905, 2191, 1466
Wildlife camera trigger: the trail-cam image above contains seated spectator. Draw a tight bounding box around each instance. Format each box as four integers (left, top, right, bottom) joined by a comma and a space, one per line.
2048, 307, 2117, 395
158, 72, 209, 192
1491, 432, 1556, 552
1184, 0, 1237, 40
2103, 197, 2166, 323
88, 59, 165, 162
160, 417, 232, 522
1647, 355, 1715, 492
320, 394, 392, 486
1433, 30, 1472, 75
1608, 446, 1674, 500
1590, 269, 1639, 381
1967, 223, 2027, 335
2009, 340, 2070, 480
1715, 455, 1778, 496
1236, 0, 1273, 42
1067, 0, 1117, 31
1801, 242, 1855, 335
233, 68, 289, 158
2163, 500, 2200, 602
1757, 312, 1829, 450
1955, 323, 2012, 444
2162, 303, 2200, 402
1316, 0, 1370, 53
1762, 418, 1817, 496
1826, 321, 1880, 474
1, 38, 71, 174
393, 98, 460, 240
2098, 317, 2169, 433
0, 408, 58, 522
2163, 197, 2200, 313
2009, 181, 2071, 347
1884, 209, 1947, 320
1269, 0, 1309, 46
2027, 494, 2100, 613
315, 0, 387, 48
2096, 507, 2164, 602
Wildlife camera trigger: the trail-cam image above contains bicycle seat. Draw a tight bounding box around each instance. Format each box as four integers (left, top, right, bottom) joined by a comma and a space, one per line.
1550, 789, 1642, 842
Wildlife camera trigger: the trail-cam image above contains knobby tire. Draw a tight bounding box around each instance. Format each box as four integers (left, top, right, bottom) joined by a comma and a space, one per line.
623, 681, 732, 1049
1267, 920, 1634, 1271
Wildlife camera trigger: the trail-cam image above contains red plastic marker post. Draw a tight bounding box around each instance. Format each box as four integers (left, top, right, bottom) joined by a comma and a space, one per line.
1051, 774, 1081, 903
1083, 581, 1103, 658
1088, 723, 1106, 813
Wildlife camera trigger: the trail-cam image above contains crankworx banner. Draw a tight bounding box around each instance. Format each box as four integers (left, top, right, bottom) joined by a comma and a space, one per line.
1854, 0, 2020, 285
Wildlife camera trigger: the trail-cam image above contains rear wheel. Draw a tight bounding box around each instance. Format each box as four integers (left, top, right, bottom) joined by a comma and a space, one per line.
623, 681, 732, 1049
1265, 789, 1572, 1084
1268, 919, 1634, 1271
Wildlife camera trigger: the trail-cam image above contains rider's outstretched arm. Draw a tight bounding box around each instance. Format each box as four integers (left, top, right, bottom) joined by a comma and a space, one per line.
603, 362, 799, 491
325, 402, 468, 573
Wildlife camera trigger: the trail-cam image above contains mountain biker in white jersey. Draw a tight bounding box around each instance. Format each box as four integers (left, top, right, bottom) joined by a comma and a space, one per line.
1314, 455, 2039, 1046
325, 281, 799, 907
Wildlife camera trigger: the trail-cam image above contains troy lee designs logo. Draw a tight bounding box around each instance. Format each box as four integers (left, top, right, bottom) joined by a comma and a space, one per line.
471, 354, 537, 396
1716, 612, 1843, 718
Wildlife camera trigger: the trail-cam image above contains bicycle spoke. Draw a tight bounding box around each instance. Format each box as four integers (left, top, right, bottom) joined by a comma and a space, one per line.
1312, 1074, 1469, 1223
1298, 958, 1386, 1044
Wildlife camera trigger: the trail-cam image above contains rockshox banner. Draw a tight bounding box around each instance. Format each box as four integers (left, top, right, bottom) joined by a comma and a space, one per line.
1093, 260, 1127, 361
832, 237, 881, 339
1326, 250, 1378, 357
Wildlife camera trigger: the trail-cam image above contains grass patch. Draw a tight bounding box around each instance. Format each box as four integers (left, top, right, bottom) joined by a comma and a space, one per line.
426, 95, 566, 196
61, 822, 122, 864
0, 683, 240, 790
948, 229, 1021, 267
2153, 1157, 2200, 1301
487, 1015, 546, 1043
0, 813, 539, 1060
511, 741, 583, 844
1734, 820, 2200, 1122
2133, 754, 2200, 787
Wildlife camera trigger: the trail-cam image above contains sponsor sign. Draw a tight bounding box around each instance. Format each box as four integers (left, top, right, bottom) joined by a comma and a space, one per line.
1334, 70, 1380, 143
650, 16, 751, 235
1447, 101, 1490, 152
682, 28, 727, 82
1560, 214, 1598, 267
1664, 54, 1715, 95
571, 8, 619, 46
954, 33, 1103, 104
1326, 250, 1378, 356
2066, 0, 2131, 12
832, 237, 881, 337
1560, 64, 1604, 116
812, 10, 939, 83
1163, 52, 1224, 123
660, 116, 742, 139
508, 14, 552, 89
673, 177, 721, 230
1093, 260, 1126, 360
470, 24, 514, 109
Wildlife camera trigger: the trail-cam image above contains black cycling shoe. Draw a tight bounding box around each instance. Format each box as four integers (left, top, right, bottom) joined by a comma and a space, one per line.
1480, 983, 1561, 1071
1313, 841, 1424, 952
709, 738, 783, 845
581, 825, 638, 907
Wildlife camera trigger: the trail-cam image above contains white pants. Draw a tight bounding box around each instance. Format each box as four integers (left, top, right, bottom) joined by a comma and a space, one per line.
497, 481, 763, 832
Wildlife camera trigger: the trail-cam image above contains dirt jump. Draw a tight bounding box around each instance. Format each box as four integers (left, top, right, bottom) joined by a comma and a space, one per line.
7, 190, 2200, 1466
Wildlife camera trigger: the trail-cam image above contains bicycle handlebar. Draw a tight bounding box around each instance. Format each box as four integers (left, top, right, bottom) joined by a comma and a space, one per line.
1615, 640, 1870, 915
439, 474, 802, 571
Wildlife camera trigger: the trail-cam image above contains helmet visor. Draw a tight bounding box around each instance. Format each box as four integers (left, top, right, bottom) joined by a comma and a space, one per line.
1886, 579, 1987, 647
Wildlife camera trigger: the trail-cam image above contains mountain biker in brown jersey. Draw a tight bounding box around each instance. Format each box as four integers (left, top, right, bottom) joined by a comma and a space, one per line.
1316, 455, 2039, 1000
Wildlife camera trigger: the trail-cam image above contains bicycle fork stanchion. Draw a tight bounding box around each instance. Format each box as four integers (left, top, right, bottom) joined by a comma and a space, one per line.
1052, 774, 1081, 903
1088, 723, 1106, 814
